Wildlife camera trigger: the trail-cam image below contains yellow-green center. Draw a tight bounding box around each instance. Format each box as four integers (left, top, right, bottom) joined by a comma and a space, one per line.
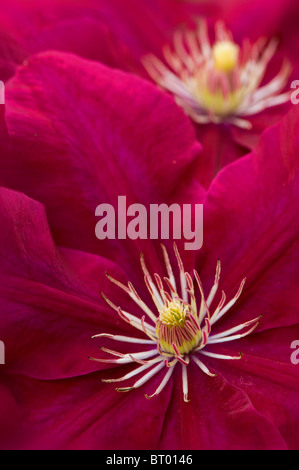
158, 300, 187, 328
156, 300, 202, 356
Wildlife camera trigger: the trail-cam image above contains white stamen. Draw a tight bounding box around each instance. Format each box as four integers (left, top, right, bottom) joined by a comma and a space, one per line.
140, 254, 164, 308
118, 309, 157, 335
145, 363, 176, 398
208, 316, 261, 341
128, 282, 158, 324
199, 350, 242, 360
207, 321, 259, 344
92, 333, 156, 345
211, 279, 246, 325
161, 244, 178, 294
173, 243, 188, 303
102, 358, 163, 383
92, 349, 159, 365
206, 260, 221, 308
182, 364, 190, 402
192, 355, 216, 377
119, 361, 165, 390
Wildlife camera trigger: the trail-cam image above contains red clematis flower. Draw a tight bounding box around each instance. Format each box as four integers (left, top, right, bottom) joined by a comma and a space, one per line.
0, 52, 298, 450
0, 0, 298, 187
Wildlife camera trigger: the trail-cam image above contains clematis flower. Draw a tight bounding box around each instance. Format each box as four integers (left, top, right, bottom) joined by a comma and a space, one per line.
0, 50, 298, 450
142, 20, 291, 130
91, 244, 260, 401
95, 0, 299, 185
140, 12, 297, 186
0, 0, 298, 187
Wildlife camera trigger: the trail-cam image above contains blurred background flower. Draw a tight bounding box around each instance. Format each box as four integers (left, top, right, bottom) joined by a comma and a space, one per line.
0, 0, 298, 185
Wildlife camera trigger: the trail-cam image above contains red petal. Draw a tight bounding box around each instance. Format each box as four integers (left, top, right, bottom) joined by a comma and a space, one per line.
199, 106, 299, 331
158, 363, 287, 449
0, 187, 140, 380
3, 51, 203, 279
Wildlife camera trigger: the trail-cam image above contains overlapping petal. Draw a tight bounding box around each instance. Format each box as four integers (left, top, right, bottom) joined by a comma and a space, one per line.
2, 51, 203, 281
0, 0, 297, 186
0, 187, 136, 381
199, 106, 299, 331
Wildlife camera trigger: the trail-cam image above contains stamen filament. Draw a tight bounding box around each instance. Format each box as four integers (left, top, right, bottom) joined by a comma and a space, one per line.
117, 307, 157, 335
145, 365, 176, 399
192, 355, 217, 377
199, 350, 242, 360
102, 359, 163, 383
92, 333, 155, 345
206, 260, 221, 308
211, 278, 246, 325
161, 244, 177, 293
182, 364, 190, 403
208, 316, 262, 340
207, 320, 260, 344
90, 349, 159, 365
117, 361, 165, 392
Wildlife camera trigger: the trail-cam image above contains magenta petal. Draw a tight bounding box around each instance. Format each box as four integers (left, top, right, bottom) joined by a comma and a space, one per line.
194, 123, 249, 189
0, 382, 30, 450
0, 104, 8, 146
3, 51, 202, 278
200, 325, 299, 450
26, 17, 137, 72
158, 364, 287, 450
222, 0, 297, 41
0, 187, 140, 380
0, 0, 202, 80
198, 106, 299, 330
3, 367, 173, 450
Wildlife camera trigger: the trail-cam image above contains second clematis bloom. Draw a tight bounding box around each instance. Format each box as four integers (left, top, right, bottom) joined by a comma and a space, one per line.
143, 20, 291, 130
0, 0, 298, 189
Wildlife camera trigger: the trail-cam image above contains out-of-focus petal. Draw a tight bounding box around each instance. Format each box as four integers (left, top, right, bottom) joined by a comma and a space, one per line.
0, 187, 146, 380
197, 106, 299, 331
2, 51, 203, 280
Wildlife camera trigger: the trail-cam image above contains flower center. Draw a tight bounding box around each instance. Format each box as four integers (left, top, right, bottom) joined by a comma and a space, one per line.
156, 300, 202, 356
158, 299, 187, 327
93, 244, 261, 402
212, 40, 239, 73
